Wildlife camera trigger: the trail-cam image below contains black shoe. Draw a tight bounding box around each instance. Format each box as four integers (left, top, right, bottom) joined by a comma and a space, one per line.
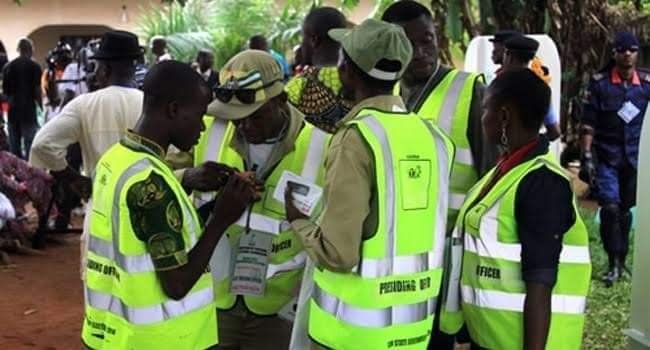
601, 266, 622, 287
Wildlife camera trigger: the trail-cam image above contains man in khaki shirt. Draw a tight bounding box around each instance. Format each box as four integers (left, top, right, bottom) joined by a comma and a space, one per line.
286, 26, 409, 273
285, 19, 428, 349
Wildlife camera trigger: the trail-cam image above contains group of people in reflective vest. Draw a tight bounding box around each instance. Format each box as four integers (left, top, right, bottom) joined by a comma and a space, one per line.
81, 2, 595, 349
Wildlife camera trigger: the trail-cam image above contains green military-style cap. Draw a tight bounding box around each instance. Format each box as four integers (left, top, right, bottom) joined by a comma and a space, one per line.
329, 19, 413, 81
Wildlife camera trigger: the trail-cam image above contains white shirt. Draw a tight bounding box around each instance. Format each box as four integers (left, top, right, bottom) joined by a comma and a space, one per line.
60, 62, 88, 97
30, 86, 143, 176
248, 143, 274, 176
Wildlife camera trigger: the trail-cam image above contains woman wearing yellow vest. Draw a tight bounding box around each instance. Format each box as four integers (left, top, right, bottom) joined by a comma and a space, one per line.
442, 69, 591, 349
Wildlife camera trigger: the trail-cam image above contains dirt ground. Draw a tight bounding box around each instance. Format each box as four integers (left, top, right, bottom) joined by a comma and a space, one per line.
0, 234, 83, 350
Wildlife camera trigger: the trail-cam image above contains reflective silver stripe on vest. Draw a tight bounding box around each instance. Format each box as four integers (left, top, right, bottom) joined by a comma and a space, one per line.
89, 159, 200, 273
88, 235, 155, 273
234, 212, 282, 235
461, 285, 586, 315
266, 252, 307, 279
86, 286, 214, 325
450, 193, 466, 211
204, 119, 228, 164
455, 148, 473, 166
441, 227, 464, 313
87, 160, 154, 273
437, 71, 471, 135
195, 120, 229, 207
424, 121, 451, 275
203, 124, 327, 237
357, 251, 440, 278
313, 284, 436, 328
300, 128, 328, 181
356, 116, 397, 268
350, 117, 449, 279
465, 201, 591, 264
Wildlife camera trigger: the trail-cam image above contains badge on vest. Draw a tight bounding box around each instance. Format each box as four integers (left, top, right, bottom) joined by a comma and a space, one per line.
230, 231, 273, 296
618, 101, 641, 124
399, 159, 432, 210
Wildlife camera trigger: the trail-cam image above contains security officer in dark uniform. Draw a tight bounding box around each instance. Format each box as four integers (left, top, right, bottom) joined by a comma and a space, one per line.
502, 35, 561, 141
490, 30, 521, 67
580, 31, 650, 286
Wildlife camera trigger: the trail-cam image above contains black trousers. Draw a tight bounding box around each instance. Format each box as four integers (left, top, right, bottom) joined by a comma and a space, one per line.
54, 143, 83, 229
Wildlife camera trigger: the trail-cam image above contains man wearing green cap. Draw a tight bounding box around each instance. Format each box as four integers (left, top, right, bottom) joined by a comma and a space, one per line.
284, 19, 453, 349
189, 49, 330, 350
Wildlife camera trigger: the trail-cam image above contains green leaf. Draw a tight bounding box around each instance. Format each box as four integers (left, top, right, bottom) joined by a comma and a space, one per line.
137, 0, 362, 68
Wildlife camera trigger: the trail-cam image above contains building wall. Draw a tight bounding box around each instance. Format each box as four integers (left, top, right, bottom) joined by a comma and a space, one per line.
0, 0, 375, 64
0, 0, 144, 61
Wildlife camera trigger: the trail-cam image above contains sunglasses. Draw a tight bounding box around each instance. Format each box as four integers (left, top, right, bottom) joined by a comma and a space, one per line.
615, 47, 639, 54
213, 79, 280, 104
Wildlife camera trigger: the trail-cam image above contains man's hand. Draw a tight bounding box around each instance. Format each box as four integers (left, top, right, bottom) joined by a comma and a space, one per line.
284, 184, 308, 222
579, 151, 596, 187
182, 161, 234, 192
237, 171, 265, 194
210, 173, 259, 228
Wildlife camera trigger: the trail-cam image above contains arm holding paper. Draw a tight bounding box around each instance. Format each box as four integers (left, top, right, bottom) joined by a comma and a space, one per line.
285, 128, 374, 273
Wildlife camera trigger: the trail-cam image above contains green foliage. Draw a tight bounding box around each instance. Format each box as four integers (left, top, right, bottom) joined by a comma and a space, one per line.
266, 0, 311, 59
137, 0, 374, 69
138, 0, 312, 68
210, 0, 274, 66
138, 0, 216, 63
579, 207, 632, 350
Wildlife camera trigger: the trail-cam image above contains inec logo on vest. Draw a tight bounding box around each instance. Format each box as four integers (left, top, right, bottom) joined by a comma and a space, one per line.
408, 165, 422, 179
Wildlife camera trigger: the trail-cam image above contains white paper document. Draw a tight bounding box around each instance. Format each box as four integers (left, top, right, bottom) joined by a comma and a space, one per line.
272, 171, 323, 216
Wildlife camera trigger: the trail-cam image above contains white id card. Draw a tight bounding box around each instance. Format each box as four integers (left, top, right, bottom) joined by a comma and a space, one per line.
230, 232, 273, 296
618, 101, 641, 124
272, 171, 323, 216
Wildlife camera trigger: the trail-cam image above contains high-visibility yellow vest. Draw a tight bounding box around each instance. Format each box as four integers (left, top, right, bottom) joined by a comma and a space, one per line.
82, 143, 217, 350
308, 109, 454, 349
194, 116, 330, 315
412, 69, 484, 229
443, 150, 591, 349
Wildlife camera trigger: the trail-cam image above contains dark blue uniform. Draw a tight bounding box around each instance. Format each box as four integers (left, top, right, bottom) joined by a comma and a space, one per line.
582, 68, 650, 264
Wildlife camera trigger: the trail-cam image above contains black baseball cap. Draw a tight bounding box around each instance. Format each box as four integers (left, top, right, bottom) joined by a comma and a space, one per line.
490, 30, 522, 43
